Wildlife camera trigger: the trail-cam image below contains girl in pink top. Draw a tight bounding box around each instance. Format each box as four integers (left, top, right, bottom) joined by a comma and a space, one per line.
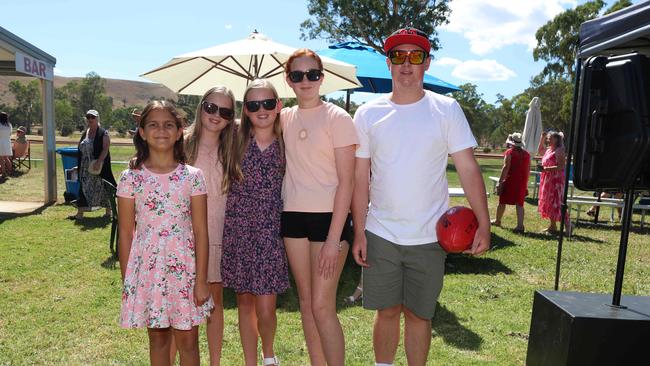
117, 101, 212, 365
280, 49, 358, 366
183, 86, 237, 365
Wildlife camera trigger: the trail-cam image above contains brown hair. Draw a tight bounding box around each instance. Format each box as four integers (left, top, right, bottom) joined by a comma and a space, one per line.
129, 100, 186, 169
223, 79, 285, 193
285, 48, 323, 74
184, 86, 237, 193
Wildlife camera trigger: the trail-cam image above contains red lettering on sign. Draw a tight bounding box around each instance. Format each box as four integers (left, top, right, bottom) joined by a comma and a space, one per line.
24, 58, 31, 73
39, 62, 46, 77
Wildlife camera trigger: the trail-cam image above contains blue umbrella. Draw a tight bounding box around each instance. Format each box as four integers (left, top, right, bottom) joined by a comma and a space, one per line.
318, 42, 460, 109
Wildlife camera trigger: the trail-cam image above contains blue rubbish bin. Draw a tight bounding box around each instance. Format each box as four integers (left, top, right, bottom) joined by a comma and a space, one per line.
56, 147, 80, 202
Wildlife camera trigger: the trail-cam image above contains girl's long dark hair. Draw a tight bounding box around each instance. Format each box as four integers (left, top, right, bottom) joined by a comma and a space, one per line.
129, 100, 186, 169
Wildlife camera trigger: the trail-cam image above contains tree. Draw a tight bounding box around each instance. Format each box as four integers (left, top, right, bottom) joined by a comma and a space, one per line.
8, 80, 41, 134
533, 0, 605, 81
300, 0, 451, 54
451, 83, 492, 145
533, 0, 633, 81
55, 99, 75, 136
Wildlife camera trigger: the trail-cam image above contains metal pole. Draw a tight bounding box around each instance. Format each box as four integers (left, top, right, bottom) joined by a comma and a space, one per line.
612, 187, 635, 307
554, 59, 582, 291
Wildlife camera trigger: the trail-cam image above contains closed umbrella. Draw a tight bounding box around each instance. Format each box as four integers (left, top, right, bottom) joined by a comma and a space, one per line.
522, 97, 543, 155
141, 31, 361, 100
317, 42, 460, 110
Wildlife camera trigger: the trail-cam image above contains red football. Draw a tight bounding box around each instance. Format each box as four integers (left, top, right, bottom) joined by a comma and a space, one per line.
436, 206, 479, 253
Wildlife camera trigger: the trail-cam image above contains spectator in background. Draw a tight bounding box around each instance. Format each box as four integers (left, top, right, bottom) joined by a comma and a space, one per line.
491, 133, 530, 232
537, 130, 568, 234
0, 111, 13, 179
127, 108, 140, 137
68, 109, 116, 220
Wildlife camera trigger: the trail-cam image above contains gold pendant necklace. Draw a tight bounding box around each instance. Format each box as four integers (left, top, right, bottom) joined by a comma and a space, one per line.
296, 110, 308, 140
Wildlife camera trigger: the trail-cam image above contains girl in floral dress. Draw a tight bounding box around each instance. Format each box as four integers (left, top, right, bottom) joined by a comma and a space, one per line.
117, 100, 212, 366
537, 130, 568, 234
221, 79, 288, 366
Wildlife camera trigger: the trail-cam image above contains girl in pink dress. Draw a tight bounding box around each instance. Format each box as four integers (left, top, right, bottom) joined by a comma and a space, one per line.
117, 100, 212, 366
183, 86, 236, 366
537, 131, 568, 234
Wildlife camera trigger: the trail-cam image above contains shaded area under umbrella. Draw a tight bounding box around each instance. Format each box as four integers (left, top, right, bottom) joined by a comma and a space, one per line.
317, 42, 460, 110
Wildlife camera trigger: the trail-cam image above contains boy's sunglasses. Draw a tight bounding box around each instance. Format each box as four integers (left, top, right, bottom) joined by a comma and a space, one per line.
245, 98, 278, 112
388, 50, 428, 65
201, 101, 234, 120
288, 69, 323, 83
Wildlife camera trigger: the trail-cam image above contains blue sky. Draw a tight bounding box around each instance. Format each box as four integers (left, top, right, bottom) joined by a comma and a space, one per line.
3, 0, 635, 104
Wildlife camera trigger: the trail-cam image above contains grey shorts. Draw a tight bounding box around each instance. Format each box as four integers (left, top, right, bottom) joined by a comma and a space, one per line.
362, 230, 446, 319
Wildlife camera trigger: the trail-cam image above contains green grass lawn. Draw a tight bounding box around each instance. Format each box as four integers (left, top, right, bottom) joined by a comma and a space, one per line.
1, 157, 649, 364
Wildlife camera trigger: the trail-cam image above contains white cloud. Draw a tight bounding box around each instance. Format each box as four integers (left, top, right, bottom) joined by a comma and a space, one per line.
433, 57, 462, 67
439, 59, 517, 81
225, 24, 232, 30
444, 0, 576, 55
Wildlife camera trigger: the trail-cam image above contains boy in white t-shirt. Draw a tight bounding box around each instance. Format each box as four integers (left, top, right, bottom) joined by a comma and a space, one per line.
351, 27, 491, 366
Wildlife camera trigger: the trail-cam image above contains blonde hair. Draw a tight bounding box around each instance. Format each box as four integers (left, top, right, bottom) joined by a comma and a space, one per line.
223, 79, 284, 193
183, 86, 237, 192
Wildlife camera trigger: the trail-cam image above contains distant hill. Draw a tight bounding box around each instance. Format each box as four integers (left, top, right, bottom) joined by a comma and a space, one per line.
0, 75, 177, 108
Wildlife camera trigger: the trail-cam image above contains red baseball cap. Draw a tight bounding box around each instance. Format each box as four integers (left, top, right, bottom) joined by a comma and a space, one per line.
383, 27, 431, 54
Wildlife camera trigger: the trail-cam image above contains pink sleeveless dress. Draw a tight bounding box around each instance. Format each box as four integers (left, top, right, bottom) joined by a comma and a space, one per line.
538, 148, 565, 221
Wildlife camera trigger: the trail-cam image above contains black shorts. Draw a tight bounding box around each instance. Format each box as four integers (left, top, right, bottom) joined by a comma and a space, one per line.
281, 211, 353, 243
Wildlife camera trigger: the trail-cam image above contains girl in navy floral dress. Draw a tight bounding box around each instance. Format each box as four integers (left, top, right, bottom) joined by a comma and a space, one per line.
221, 79, 288, 366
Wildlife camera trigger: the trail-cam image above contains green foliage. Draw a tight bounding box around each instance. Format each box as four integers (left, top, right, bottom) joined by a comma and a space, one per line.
110, 107, 140, 135
533, 0, 605, 81
300, 0, 451, 54
604, 0, 632, 15
7, 79, 42, 133
54, 99, 75, 136
452, 84, 493, 145
175, 94, 201, 123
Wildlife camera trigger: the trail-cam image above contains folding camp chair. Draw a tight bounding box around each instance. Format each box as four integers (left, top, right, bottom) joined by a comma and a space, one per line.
102, 179, 119, 258
11, 139, 31, 171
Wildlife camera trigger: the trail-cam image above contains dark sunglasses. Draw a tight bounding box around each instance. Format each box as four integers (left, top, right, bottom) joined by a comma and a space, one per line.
86, 115, 97, 119
201, 101, 234, 120
245, 98, 278, 113
288, 69, 323, 83
388, 50, 428, 65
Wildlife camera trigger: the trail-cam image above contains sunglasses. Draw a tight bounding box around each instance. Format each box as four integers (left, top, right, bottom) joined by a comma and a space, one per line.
288, 69, 323, 83
86, 115, 97, 119
388, 50, 428, 65
245, 98, 278, 113
201, 101, 234, 120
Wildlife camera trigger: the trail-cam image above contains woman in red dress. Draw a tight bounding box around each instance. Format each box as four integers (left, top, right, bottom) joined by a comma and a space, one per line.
537, 131, 567, 233
492, 133, 530, 232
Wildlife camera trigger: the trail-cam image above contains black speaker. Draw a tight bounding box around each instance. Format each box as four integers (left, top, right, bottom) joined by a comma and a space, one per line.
573, 52, 650, 190
526, 290, 650, 366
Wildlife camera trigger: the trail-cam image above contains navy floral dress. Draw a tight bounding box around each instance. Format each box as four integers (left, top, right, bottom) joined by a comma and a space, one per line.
221, 138, 289, 295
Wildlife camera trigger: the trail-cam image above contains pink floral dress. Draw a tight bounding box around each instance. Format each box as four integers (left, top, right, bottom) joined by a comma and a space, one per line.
117, 163, 214, 330
538, 148, 565, 221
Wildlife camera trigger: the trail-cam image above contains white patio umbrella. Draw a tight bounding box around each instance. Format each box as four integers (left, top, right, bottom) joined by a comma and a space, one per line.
141, 31, 361, 100
522, 97, 543, 155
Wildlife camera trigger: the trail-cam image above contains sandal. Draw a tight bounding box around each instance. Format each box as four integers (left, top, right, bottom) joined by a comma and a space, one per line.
490, 219, 501, 227
263, 355, 279, 366
513, 226, 525, 233
344, 286, 363, 304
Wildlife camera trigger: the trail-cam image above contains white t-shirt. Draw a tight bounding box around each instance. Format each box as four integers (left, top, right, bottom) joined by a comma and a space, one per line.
354, 91, 477, 245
